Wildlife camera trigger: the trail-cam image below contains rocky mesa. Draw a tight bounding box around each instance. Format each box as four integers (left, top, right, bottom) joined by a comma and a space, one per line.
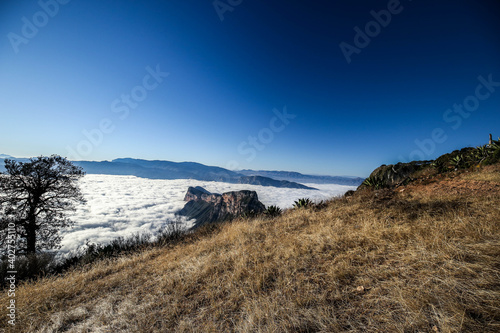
177, 186, 266, 227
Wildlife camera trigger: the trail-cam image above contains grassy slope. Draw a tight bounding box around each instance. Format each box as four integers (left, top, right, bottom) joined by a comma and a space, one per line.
1, 165, 500, 332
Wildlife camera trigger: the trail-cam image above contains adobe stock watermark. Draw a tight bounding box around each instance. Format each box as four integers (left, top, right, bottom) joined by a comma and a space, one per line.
226, 106, 296, 170
213, 0, 242, 22
399, 74, 499, 162
7, 0, 71, 54
339, 0, 407, 64
66, 65, 169, 160
5, 222, 17, 326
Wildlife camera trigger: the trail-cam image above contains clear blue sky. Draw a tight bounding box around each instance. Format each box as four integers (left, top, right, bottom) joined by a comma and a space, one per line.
1, 0, 499, 177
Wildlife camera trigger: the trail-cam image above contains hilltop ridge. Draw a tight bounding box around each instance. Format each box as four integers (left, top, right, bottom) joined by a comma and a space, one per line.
1, 143, 499, 332
358, 136, 500, 190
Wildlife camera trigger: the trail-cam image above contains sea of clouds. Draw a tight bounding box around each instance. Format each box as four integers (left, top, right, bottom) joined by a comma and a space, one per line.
59, 175, 356, 255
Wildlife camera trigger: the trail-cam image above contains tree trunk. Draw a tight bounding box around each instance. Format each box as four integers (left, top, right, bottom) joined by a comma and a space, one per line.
26, 223, 37, 254
26, 195, 39, 254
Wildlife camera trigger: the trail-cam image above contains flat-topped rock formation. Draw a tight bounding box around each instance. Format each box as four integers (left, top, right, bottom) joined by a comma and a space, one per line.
177, 186, 266, 227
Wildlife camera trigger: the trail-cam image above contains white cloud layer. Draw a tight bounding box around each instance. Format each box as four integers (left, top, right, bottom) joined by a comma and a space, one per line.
59, 175, 356, 255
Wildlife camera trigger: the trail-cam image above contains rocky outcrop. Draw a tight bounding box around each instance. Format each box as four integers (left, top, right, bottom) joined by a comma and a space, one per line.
358, 161, 431, 190
177, 186, 266, 228
357, 134, 500, 191
183, 186, 212, 202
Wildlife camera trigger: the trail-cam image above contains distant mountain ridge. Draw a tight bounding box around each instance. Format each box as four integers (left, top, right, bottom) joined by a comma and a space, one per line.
236, 175, 319, 189
238, 170, 364, 186
0, 155, 318, 190
0, 155, 363, 188
106, 159, 317, 189
111, 158, 240, 182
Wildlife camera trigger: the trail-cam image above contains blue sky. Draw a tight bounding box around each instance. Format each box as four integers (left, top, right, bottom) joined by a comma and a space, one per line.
1, 0, 499, 177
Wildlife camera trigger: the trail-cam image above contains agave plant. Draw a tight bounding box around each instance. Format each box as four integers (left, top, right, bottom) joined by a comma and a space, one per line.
362, 176, 386, 190
264, 205, 282, 218
431, 160, 445, 173
489, 140, 500, 153
467, 145, 490, 166
451, 154, 464, 169
314, 200, 328, 210
293, 198, 313, 209
475, 145, 490, 159
241, 210, 258, 219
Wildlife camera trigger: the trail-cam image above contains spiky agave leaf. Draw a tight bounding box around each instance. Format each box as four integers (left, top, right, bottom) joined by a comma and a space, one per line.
264, 205, 282, 218
293, 198, 313, 209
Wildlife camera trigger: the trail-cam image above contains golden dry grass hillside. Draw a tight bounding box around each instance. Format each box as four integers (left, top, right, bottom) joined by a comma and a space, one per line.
1, 165, 500, 332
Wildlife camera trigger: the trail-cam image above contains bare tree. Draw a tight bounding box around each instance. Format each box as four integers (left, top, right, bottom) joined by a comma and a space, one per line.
0, 155, 85, 254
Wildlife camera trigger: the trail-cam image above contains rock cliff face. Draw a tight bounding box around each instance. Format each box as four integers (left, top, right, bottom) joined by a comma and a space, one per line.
177, 186, 266, 228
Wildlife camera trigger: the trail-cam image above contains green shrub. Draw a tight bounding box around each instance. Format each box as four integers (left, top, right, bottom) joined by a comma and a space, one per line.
0, 253, 56, 289
0, 222, 189, 289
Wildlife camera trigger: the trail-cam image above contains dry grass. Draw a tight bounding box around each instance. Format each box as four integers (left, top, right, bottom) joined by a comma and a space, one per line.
1, 169, 500, 332
462, 164, 500, 183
